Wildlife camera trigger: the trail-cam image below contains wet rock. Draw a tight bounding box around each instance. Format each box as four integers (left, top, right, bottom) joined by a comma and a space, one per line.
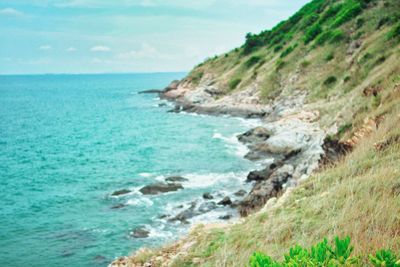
218, 196, 232, 206
219, 214, 232, 220
111, 189, 131, 196
139, 182, 183, 195
167, 105, 181, 113
158, 103, 167, 107
158, 214, 168, 219
230, 200, 240, 208
138, 89, 164, 94
202, 192, 214, 199
239, 165, 294, 216
165, 176, 188, 182
237, 126, 272, 144
169, 202, 197, 223
110, 203, 126, 209
247, 161, 282, 182
198, 202, 217, 213
234, 189, 247, 197
131, 226, 150, 238
93, 255, 107, 263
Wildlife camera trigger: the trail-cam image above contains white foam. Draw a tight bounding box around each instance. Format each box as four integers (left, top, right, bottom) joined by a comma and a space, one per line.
181, 171, 247, 189
138, 172, 153, 178
126, 197, 154, 207
212, 132, 249, 158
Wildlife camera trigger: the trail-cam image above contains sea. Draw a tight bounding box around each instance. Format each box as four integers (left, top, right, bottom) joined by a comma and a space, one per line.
0, 73, 259, 267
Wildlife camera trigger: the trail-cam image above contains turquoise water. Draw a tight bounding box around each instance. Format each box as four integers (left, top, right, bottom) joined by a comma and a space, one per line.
0, 73, 256, 267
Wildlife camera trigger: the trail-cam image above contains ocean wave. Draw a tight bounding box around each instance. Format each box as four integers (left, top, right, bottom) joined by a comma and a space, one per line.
212, 131, 249, 158
126, 197, 154, 207
138, 172, 153, 178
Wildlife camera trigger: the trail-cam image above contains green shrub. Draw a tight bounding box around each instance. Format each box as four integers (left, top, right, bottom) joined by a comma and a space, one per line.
332, 0, 362, 27
324, 76, 337, 86
356, 17, 365, 28
369, 249, 400, 267
302, 13, 320, 28
320, 3, 343, 23
344, 76, 351, 83
245, 56, 262, 68
280, 44, 298, 58
300, 60, 311, 68
274, 45, 283, 52
229, 78, 242, 90
330, 29, 346, 43
304, 23, 322, 44
387, 22, 400, 40
276, 59, 286, 70
325, 52, 334, 61
315, 30, 333, 46
249, 236, 400, 267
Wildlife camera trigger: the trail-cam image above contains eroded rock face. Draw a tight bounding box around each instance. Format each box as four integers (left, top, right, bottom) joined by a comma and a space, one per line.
139, 182, 183, 195
239, 165, 294, 216
238, 126, 272, 144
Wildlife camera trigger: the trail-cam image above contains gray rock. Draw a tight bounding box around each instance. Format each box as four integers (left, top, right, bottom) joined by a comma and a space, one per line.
202, 192, 214, 199
219, 214, 232, 220
246, 161, 282, 182
169, 202, 197, 223
111, 189, 131, 196
139, 182, 183, 195
237, 126, 272, 144
131, 227, 149, 238
110, 203, 126, 209
239, 165, 294, 216
198, 202, 217, 213
218, 196, 232, 206
234, 190, 247, 197
165, 176, 188, 182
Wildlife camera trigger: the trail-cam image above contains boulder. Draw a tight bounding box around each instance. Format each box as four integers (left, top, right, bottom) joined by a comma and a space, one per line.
167, 105, 181, 113
131, 227, 150, 238
237, 126, 272, 144
246, 161, 282, 182
165, 176, 189, 182
138, 89, 164, 94
198, 202, 217, 213
110, 203, 126, 209
239, 165, 294, 216
202, 192, 214, 199
139, 182, 183, 195
111, 189, 131, 196
169, 202, 197, 223
219, 214, 232, 220
218, 196, 232, 206
234, 189, 247, 197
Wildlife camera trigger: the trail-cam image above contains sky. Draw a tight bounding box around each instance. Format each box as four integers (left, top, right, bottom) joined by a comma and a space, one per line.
0, 0, 310, 74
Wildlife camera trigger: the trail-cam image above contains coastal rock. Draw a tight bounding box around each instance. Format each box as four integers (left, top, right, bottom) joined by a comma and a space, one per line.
139, 182, 183, 195
219, 214, 232, 220
202, 192, 214, 199
111, 189, 131, 196
239, 165, 294, 216
169, 202, 197, 223
164, 80, 180, 92
165, 176, 189, 182
198, 202, 217, 213
246, 161, 282, 182
138, 89, 164, 94
167, 105, 181, 113
237, 126, 272, 144
218, 196, 232, 206
110, 203, 126, 209
130, 226, 150, 238
234, 189, 247, 197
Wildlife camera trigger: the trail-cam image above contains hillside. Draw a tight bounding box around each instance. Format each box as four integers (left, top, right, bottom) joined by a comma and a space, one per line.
111, 0, 400, 266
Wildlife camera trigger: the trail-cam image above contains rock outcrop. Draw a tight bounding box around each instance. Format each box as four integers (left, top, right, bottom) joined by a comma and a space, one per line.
139, 182, 183, 195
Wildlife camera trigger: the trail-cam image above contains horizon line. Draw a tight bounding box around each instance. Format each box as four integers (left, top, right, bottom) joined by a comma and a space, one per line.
0, 71, 188, 76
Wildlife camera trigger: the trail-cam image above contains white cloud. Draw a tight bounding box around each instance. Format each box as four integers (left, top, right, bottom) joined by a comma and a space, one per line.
90, 45, 111, 52
0, 7, 24, 16
66, 46, 77, 52
116, 43, 171, 60
39, 45, 52, 50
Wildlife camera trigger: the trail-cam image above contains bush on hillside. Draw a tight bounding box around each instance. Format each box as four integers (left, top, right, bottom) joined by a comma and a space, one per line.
229, 78, 241, 90
324, 76, 337, 86
330, 29, 346, 43
325, 52, 334, 61
332, 0, 362, 27
244, 56, 262, 68
304, 23, 322, 44
249, 236, 400, 267
387, 22, 400, 40
280, 44, 298, 58
320, 3, 343, 23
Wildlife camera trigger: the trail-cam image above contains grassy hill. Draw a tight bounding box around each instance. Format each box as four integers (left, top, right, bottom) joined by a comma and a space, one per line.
115, 0, 400, 266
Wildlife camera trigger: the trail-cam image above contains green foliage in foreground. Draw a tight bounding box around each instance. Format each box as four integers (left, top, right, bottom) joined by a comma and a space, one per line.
249, 236, 400, 267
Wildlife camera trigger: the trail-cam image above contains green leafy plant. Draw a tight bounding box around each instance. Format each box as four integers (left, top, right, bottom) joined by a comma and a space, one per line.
324, 76, 337, 86
332, 0, 362, 27
249, 236, 399, 267
245, 56, 262, 68
369, 249, 400, 267
304, 23, 322, 44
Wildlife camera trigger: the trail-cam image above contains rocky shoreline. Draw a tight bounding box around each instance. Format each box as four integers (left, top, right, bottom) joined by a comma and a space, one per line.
152, 78, 327, 217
